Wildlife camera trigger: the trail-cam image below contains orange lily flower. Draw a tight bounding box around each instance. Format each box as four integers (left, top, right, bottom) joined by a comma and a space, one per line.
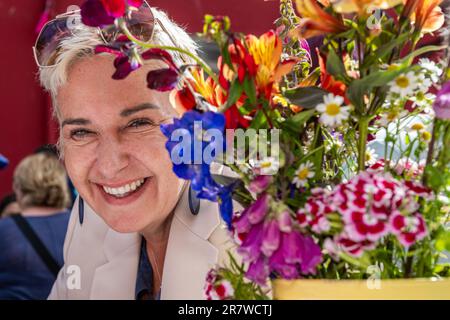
245, 30, 298, 98
171, 68, 251, 129
317, 49, 350, 104
412, 0, 444, 33
291, 0, 347, 39
219, 31, 298, 99
331, 0, 403, 15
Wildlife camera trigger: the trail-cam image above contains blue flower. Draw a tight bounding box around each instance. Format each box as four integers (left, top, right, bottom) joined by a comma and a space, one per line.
161, 111, 237, 229
0, 154, 9, 170
217, 184, 235, 229
160, 110, 226, 195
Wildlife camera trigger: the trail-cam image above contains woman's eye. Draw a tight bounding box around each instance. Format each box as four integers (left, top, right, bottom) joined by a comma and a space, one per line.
127, 119, 154, 129
70, 129, 94, 140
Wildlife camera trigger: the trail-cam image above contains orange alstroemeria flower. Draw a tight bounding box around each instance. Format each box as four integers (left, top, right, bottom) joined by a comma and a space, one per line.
317, 49, 350, 104
171, 68, 251, 129
245, 30, 298, 98
291, 0, 347, 39
331, 0, 403, 15
219, 31, 298, 99
412, 0, 444, 33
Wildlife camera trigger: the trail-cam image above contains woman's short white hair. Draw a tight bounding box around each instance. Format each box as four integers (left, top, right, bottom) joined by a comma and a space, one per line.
38, 7, 197, 121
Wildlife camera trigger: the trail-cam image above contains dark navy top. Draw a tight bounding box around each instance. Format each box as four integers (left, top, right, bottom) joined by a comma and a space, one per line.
135, 238, 161, 300
0, 211, 70, 300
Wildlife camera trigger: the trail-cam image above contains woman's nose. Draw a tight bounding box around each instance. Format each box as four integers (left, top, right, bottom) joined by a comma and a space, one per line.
95, 137, 130, 179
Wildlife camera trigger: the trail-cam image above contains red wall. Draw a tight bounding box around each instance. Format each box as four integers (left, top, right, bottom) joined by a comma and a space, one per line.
0, 0, 279, 198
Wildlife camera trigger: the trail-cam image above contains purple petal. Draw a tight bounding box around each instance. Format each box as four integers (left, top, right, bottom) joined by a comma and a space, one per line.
282, 232, 303, 264
100, 0, 126, 18
146, 68, 179, 92
95, 45, 122, 56
247, 193, 269, 224
278, 210, 292, 233
127, 0, 144, 8
142, 48, 178, 70
249, 175, 272, 194
237, 222, 264, 263
81, 0, 115, 27
233, 208, 251, 234
434, 81, 450, 119
299, 234, 322, 274
245, 255, 269, 286
112, 55, 140, 79
261, 219, 280, 257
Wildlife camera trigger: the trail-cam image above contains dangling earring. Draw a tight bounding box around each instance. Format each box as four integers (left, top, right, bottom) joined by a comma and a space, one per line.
188, 184, 200, 215
78, 197, 84, 225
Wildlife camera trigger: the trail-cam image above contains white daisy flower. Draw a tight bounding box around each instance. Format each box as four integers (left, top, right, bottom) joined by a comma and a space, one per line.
316, 94, 350, 128
410, 92, 435, 110
389, 71, 420, 98
293, 161, 315, 188
365, 147, 378, 166
419, 58, 443, 83
378, 109, 408, 127
249, 156, 280, 175
416, 73, 433, 92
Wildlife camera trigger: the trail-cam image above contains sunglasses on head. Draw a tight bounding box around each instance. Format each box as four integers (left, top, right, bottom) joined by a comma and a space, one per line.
33, 0, 181, 68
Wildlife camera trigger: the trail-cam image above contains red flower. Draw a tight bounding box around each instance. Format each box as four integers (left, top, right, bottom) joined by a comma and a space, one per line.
317, 49, 350, 104
81, 0, 143, 27
389, 211, 427, 247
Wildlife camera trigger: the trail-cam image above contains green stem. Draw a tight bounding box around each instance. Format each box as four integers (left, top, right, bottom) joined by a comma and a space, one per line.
119, 20, 218, 84
357, 117, 370, 172
422, 118, 437, 186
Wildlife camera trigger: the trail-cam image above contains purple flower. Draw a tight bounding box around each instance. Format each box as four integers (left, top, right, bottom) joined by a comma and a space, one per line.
299, 38, 311, 63
81, 0, 117, 27
268, 236, 299, 279
433, 81, 450, 119
247, 193, 270, 224
282, 231, 304, 264
248, 175, 272, 194
298, 234, 322, 274
0, 154, 9, 170
96, 40, 179, 81
233, 208, 252, 234
238, 222, 264, 263
278, 210, 292, 233
147, 68, 179, 91
81, 0, 143, 27
261, 219, 281, 257
245, 255, 269, 286
95, 38, 141, 79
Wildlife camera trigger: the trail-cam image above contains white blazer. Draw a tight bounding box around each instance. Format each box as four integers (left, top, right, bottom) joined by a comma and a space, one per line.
48, 184, 236, 300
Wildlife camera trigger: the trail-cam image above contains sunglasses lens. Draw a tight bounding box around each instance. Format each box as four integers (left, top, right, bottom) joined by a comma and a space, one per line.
126, 4, 155, 43
35, 16, 80, 66
35, 1, 155, 67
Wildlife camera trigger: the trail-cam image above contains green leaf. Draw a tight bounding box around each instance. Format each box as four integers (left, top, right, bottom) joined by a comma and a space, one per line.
221, 43, 234, 69
284, 86, 329, 109
243, 76, 257, 106
250, 109, 268, 130
435, 232, 450, 251
347, 66, 409, 110
225, 80, 243, 109
361, 32, 409, 69
326, 49, 348, 83
398, 45, 446, 66
281, 109, 316, 133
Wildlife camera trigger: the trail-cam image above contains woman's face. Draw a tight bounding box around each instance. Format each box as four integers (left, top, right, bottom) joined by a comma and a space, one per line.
57, 55, 183, 233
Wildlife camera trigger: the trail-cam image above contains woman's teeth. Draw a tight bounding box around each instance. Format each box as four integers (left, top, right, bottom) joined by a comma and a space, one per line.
102, 178, 145, 197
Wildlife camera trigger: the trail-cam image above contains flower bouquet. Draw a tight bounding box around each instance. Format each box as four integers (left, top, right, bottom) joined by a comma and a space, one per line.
79, 0, 450, 299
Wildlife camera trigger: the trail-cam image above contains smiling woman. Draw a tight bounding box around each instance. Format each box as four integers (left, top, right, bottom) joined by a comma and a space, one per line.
36, 2, 235, 300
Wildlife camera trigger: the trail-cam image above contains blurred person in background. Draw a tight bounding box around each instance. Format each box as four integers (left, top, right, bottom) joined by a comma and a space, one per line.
0, 153, 71, 300
0, 194, 20, 218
